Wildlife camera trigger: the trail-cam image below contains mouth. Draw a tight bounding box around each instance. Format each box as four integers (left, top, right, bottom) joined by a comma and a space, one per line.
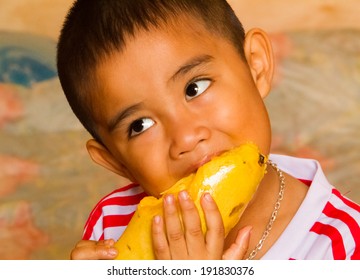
188, 150, 227, 174
193, 155, 213, 171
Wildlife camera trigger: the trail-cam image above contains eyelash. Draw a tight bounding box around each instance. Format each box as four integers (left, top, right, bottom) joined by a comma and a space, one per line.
128, 117, 155, 138
185, 78, 212, 101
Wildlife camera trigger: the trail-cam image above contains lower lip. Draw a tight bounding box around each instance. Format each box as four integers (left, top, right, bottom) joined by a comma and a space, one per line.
195, 152, 223, 170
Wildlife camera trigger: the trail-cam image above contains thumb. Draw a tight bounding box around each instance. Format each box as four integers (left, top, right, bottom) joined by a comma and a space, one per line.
222, 226, 252, 260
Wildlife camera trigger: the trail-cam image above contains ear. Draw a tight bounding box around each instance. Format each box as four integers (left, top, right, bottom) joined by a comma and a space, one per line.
86, 139, 135, 181
243, 28, 274, 98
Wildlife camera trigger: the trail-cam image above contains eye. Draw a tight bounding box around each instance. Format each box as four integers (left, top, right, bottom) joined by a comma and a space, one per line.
128, 117, 155, 137
185, 79, 211, 101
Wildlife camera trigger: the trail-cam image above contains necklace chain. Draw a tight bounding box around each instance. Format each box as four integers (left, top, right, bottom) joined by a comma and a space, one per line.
247, 160, 285, 260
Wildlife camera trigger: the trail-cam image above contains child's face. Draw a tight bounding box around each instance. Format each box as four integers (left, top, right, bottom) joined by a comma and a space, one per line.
88, 19, 273, 197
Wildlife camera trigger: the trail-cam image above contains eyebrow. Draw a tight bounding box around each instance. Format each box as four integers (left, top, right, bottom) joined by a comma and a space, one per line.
107, 103, 143, 133
169, 54, 214, 82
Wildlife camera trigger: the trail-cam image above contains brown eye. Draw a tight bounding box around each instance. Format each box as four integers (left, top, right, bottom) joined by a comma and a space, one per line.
186, 83, 199, 97
129, 118, 154, 137
185, 79, 211, 100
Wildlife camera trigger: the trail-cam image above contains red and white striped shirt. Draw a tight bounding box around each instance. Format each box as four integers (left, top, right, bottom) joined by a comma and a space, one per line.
82, 155, 360, 260
82, 183, 146, 241
263, 154, 360, 260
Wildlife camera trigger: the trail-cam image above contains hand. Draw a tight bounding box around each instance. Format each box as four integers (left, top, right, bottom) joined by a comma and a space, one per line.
151, 190, 251, 260
70, 239, 118, 260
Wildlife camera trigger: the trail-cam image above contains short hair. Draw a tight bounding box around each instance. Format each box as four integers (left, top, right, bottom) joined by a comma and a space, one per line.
57, 0, 245, 142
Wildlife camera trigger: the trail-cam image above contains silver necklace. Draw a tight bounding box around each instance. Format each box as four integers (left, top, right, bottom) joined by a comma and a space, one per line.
247, 160, 285, 260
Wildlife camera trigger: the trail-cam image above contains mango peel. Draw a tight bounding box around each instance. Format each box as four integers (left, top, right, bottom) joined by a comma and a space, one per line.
114, 143, 267, 259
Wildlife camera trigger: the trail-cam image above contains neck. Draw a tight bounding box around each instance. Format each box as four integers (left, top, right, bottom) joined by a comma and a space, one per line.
225, 161, 309, 259
224, 163, 283, 259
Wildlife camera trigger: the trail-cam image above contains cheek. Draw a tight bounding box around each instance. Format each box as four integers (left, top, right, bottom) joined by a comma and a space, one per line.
210, 90, 251, 129
210, 87, 271, 151
119, 145, 172, 195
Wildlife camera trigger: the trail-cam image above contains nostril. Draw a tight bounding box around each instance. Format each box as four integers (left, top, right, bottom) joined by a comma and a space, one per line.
169, 126, 211, 159
177, 138, 206, 157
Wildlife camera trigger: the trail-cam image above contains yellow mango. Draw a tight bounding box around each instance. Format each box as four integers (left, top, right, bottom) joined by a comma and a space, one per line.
114, 142, 267, 259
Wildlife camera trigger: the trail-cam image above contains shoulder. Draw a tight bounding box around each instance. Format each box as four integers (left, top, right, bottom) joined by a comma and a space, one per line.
291, 180, 360, 259
310, 187, 360, 259
264, 154, 360, 259
82, 183, 147, 241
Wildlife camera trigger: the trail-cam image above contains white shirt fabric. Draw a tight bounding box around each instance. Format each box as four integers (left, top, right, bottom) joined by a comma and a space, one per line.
263, 154, 360, 260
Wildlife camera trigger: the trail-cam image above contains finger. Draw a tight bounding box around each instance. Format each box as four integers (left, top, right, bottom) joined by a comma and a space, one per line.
222, 226, 252, 260
76, 239, 115, 248
73, 239, 96, 248
201, 193, 225, 258
152, 215, 171, 260
163, 194, 187, 259
103, 239, 116, 247
178, 190, 205, 257
70, 240, 118, 260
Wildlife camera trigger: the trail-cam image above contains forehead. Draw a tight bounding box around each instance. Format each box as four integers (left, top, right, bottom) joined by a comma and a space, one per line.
96, 17, 224, 84
92, 17, 242, 129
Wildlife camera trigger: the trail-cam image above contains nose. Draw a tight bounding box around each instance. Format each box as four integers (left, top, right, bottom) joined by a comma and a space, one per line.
168, 112, 211, 159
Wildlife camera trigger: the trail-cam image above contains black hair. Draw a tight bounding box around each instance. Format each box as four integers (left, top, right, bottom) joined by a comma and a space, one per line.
57, 0, 245, 142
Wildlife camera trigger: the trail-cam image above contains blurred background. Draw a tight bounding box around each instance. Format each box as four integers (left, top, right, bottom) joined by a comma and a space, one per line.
0, 0, 359, 259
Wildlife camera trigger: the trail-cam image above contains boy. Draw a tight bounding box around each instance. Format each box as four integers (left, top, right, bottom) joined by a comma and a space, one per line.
57, 0, 360, 260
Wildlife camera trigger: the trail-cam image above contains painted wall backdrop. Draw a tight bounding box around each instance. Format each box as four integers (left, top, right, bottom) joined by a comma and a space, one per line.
0, 0, 359, 259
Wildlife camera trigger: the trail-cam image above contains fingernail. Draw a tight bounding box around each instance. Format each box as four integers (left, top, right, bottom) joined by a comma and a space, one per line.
165, 194, 174, 204
153, 215, 161, 224
246, 226, 253, 236
203, 192, 213, 202
108, 248, 118, 256
179, 190, 189, 200
105, 239, 115, 246
239, 226, 252, 242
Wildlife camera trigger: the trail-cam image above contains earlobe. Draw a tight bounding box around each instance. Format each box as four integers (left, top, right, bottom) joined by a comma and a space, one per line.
86, 139, 135, 181
243, 28, 274, 98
